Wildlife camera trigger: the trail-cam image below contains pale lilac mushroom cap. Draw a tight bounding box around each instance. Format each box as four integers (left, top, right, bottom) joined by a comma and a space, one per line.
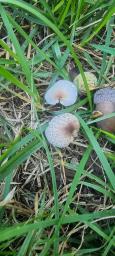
94, 87, 115, 104
94, 87, 115, 132
44, 80, 78, 106
45, 113, 80, 148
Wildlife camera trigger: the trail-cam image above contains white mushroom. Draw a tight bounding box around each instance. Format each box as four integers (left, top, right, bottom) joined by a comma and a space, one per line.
44, 80, 78, 106
45, 113, 80, 148
74, 72, 97, 92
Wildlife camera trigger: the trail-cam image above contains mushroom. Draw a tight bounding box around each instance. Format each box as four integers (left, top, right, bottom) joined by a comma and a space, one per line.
93, 87, 115, 132
69, 67, 97, 93
73, 71, 97, 93
44, 80, 78, 106
45, 113, 80, 148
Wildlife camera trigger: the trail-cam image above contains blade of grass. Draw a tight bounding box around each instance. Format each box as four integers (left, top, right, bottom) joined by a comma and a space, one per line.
0, 82, 31, 104
60, 143, 94, 219
0, 172, 13, 221
31, 127, 59, 255
85, 222, 108, 241
62, 208, 115, 225
87, 113, 115, 125
92, 44, 115, 56
96, 16, 114, 84
0, 218, 56, 242
80, 3, 115, 46
77, 114, 115, 190
0, 66, 35, 98
102, 227, 115, 256
0, 4, 31, 86
59, 0, 72, 27
39, 0, 56, 23
0, 124, 46, 165
0, 59, 16, 65
80, 181, 114, 199
0, 209, 114, 242
85, 172, 113, 191
0, 138, 42, 180
17, 232, 35, 256
7, 13, 58, 70
76, 0, 85, 20
83, 50, 110, 83
0, 39, 18, 61
52, 0, 64, 13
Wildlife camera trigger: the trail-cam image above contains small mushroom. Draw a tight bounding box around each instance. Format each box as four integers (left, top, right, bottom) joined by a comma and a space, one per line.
73, 71, 97, 93
93, 87, 115, 132
44, 80, 78, 106
45, 113, 80, 148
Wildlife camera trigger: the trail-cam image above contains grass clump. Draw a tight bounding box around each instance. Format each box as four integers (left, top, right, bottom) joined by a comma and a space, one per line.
0, 0, 115, 255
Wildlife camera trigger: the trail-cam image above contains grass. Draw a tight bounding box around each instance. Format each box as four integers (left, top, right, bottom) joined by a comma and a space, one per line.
0, 0, 115, 255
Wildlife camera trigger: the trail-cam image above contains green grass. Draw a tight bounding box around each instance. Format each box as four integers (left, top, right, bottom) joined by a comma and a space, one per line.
0, 0, 115, 255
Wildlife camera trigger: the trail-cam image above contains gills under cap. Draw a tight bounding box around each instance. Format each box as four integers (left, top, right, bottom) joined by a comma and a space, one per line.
44, 80, 78, 106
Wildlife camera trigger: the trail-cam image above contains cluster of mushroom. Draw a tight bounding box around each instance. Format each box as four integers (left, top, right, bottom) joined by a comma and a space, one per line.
44, 80, 80, 148
71, 70, 115, 132
44, 76, 115, 148
70, 68, 115, 132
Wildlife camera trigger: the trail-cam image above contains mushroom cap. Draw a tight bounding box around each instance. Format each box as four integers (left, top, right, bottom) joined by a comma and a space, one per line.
45, 113, 80, 148
44, 80, 78, 106
74, 72, 97, 92
94, 87, 115, 104
94, 88, 115, 132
